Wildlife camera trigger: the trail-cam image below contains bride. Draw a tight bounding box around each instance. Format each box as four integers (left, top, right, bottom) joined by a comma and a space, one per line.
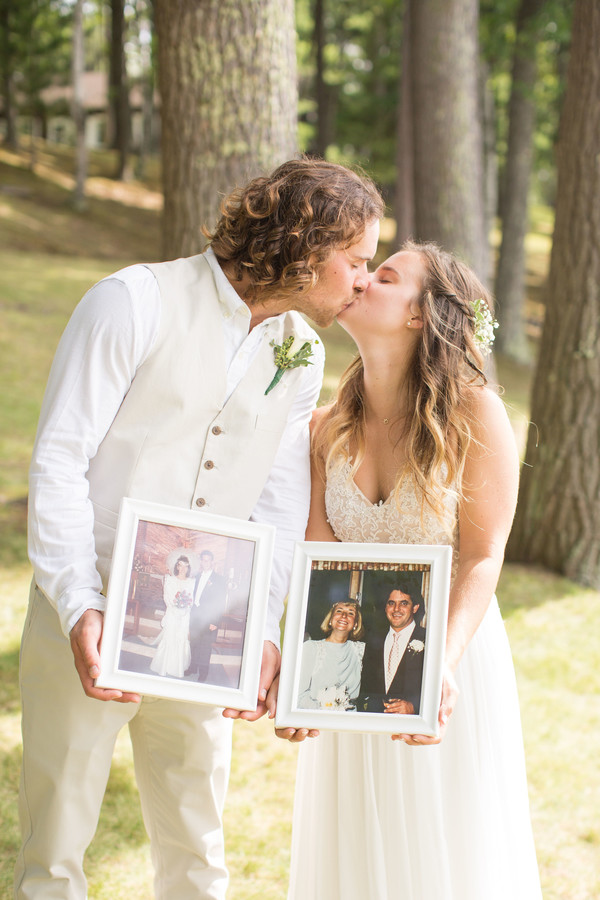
150, 554, 194, 678
278, 241, 542, 899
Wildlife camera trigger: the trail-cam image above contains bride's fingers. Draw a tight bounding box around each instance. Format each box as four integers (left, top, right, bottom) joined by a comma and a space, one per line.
275, 727, 319, 742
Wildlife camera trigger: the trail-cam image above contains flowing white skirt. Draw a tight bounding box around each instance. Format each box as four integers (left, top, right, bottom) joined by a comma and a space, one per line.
288, 599, 542, 900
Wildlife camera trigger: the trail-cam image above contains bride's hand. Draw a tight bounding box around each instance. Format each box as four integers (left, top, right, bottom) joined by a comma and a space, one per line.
275, 726, 320, 742
391, 664, 459, 746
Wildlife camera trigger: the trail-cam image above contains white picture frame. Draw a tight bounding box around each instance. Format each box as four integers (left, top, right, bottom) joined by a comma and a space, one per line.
97, 498, 274, 710
276, 542, 452, 736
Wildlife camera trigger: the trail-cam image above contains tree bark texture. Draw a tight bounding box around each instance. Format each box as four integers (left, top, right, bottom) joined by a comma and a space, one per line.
109, 0, 131, 179
312, 0, 331, 158
0, 1, 18, 148
72, 0, 87, 210
154, 0, 298, 260
494, 0, 545, 362
410, 0, 489, 282
507, 0, 600, 587
393, 0, 415, 247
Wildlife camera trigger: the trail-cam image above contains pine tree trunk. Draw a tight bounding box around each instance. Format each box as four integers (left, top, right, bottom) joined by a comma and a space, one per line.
410, 0, 489, 283
109, 0, 131, 180
72, 0, 87, 210
393, 0, 415, 248
154, 0, 298, 260
506, 0, 600, 587
0, 2, 18, 149
312, 0, 331, 158
494, 0, 545, 362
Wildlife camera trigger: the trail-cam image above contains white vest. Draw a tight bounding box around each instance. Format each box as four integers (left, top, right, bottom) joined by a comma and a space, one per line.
86, 252, 318, 590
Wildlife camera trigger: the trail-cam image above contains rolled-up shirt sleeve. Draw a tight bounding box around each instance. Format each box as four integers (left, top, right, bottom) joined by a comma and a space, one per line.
28, 268, 159, 636
250, 336, 325, 648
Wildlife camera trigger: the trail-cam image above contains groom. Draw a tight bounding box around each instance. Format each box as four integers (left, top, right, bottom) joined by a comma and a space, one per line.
188, 549, 227, 682
359, 577, 427, 715
16, 157, 383, 899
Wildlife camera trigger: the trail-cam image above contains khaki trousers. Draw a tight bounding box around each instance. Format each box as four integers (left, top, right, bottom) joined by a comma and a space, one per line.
14, 584, 232, 900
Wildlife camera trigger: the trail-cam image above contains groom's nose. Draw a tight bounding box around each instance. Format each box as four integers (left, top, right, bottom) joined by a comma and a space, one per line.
353, 272, 369, 293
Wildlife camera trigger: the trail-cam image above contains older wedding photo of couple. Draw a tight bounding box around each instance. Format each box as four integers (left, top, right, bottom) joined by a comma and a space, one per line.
1, 1, 599, 899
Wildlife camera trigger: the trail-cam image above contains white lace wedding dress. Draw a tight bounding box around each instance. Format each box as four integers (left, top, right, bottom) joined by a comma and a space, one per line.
288, 460, 542, 900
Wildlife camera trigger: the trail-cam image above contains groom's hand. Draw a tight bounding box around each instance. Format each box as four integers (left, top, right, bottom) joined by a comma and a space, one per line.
70, 609, 140, 703
222, 640, 280, 721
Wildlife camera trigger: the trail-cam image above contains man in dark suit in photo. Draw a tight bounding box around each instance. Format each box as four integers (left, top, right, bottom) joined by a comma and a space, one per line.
359, 577, 426, 715
188, 550, 227, 682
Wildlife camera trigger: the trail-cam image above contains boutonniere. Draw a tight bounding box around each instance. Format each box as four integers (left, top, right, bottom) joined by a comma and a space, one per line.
265, 335, 318, 395
407, 639, 425, 654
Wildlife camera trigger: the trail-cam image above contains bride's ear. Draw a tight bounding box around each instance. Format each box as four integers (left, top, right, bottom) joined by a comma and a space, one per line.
406, 315, 423, 330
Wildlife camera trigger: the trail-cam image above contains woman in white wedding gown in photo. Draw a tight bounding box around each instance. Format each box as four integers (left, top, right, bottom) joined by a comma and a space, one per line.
150, 554, 194, 678
279, 241, 542, 900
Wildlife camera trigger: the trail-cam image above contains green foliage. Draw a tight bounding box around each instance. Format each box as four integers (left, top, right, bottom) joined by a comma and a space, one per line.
296, 0, 403, 192
480, 0, 574, 208
0, 0, 72, 116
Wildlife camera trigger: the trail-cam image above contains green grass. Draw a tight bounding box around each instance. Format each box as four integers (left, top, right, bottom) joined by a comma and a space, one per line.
1, 146, 599, 899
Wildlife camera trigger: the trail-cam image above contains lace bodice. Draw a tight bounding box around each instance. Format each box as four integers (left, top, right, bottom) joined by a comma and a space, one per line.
325, 458, 458, 547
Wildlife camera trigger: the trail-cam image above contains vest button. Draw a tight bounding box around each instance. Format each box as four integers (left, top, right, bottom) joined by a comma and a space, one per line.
211, 426, 222, 435
204, 460, 214, 469
195, 497, 206, 507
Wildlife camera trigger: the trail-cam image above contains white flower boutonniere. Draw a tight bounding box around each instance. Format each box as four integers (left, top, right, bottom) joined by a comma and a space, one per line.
265, 335, 318, 395
407, 639, 425, 654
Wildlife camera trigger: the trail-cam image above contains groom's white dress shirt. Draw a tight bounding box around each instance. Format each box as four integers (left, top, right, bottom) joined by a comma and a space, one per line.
384, 620, 416, 692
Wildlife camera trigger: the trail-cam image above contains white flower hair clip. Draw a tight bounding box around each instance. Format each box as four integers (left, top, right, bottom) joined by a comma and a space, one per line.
471, 298, 499, 356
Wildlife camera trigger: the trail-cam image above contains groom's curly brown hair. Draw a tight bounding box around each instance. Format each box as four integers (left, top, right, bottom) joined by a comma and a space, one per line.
206, 157, 384, 303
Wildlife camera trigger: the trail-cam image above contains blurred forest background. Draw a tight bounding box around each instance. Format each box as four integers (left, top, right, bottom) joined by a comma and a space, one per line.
0, 0, 599, 898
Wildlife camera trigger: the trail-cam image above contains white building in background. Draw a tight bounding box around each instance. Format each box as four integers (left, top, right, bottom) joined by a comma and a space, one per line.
0, 71, 160, 151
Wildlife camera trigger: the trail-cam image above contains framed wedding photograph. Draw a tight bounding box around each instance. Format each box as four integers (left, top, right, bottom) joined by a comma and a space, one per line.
96, 498, 275, 710
276, 542, 452, 736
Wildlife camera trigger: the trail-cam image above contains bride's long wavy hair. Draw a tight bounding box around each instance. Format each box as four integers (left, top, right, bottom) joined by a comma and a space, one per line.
314, 240, 493, 526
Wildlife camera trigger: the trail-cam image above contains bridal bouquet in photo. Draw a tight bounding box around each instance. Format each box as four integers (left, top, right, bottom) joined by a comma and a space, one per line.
174, 590, 193, 609
316, 684, 352, 710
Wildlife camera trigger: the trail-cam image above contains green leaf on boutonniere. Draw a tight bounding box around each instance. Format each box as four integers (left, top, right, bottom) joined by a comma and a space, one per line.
265, 336, 318, 395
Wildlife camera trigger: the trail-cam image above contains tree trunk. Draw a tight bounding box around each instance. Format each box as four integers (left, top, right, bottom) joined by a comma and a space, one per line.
0, 1, 18, 149
72, 0, 87, 210
109, 0, 131, 180
480, 58, 498, 269
507, 0, 600, 587
393, 0, 415, 248
154, 0, 298, 260
410, 0, 489, 283
494, 0, 545, 362
312, 0, 331, 158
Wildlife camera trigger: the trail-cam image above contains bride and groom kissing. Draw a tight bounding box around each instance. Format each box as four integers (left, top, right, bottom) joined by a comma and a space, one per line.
18, 156, 542, 900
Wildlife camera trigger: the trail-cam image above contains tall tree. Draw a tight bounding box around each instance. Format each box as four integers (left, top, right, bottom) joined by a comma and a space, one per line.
507, 0, 600, 587
311, 0, 331, 157
494, 0, 546, 362
410, 0, 490, 282
154, 0, 297, 260
393, 0, 414, 246
108, 0, 131, 180
72, 0, 87, 210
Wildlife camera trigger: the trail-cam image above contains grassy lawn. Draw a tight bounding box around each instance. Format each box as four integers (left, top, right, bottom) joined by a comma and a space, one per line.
1, 146, 598, 899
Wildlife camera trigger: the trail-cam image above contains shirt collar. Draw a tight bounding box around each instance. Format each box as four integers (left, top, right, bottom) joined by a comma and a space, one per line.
387, 620, 416, 640
204, 245, 252, 322
204, 245, 287, 331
